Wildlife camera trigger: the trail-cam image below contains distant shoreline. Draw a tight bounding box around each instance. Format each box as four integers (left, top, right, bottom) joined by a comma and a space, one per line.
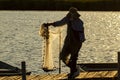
0, 0, 120, 11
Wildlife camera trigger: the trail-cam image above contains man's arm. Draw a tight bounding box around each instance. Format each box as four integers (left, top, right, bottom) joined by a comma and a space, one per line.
44, 17, 68, 27
43, 23, 54, 27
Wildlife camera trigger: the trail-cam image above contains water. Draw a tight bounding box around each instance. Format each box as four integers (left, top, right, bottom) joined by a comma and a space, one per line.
0, 11, 120, 74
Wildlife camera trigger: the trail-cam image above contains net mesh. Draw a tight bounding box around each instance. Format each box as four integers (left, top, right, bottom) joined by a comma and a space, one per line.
39, 24, 67, 71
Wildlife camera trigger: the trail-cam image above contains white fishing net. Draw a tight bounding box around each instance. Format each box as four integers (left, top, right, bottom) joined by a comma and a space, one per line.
39, 24, 67, 71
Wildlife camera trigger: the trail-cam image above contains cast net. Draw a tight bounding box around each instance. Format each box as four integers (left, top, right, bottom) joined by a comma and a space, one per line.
39, 24, 67, 71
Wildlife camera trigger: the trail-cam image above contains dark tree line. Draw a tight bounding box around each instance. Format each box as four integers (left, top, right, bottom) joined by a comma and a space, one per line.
0, 0, 120, 11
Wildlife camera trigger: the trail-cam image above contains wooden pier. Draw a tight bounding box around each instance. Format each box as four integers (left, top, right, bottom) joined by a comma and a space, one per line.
26, 71, 117, 80
0, 52, 120, 80
0, 71, 117, 80
0, 62, 118, 80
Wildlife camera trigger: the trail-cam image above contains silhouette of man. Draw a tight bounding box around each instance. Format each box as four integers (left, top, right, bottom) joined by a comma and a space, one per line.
44, 7, 85, 79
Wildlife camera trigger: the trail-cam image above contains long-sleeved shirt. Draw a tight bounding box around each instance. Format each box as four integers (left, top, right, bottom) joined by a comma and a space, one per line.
53, 16, 85, 42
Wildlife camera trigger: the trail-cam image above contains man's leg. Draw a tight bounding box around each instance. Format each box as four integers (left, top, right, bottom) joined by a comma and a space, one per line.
68, 42, 82, 78
59, 42, 70, 66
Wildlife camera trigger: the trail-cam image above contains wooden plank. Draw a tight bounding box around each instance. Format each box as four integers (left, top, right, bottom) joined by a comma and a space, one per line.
0, 76, 21, 80
96, 71, 109, 77
0, 77, 9, 80
97, 71, 108, 77
105, 71, 117, 77
79, 72, 89, 78
52, 73, 67, 80
39, 75, 51, 80
54, 73, 67, 79
27, 75, 40, 80
82, 72, 98, 78
7, 76, 19, 79
59, 71, 117, 80
35, 75, 47, 80
0, 72, 31, 76
79, 63, 118, 72
30, 75, 43, 80
17, 76, 22, 80
0, 69, 16, 73
41, 74, 58, 80
80, 71, 117, 79
0, 71, 117, 80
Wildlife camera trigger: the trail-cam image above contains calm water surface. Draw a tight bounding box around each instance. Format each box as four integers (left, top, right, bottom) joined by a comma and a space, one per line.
0, 11, 120, 74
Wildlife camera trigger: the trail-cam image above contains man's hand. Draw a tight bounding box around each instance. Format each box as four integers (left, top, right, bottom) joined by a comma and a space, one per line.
43, 23, 54, 27
43, 23, 49, 27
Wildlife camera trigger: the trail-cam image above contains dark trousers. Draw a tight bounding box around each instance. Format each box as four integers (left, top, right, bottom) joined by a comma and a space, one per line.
60, 35, 82, 73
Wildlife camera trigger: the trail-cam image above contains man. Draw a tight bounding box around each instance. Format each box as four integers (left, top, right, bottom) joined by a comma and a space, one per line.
44, 7, 85, 79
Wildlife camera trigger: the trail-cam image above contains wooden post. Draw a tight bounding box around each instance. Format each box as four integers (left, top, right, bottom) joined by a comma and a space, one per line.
59, 28, 61, 74
59, 57, 61, 74
22, 61, 26, 80
118, 52, 120, 79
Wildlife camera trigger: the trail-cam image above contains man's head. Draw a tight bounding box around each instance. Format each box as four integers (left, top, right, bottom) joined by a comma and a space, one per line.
69, 7, 78, 14
67, 7, 80, 20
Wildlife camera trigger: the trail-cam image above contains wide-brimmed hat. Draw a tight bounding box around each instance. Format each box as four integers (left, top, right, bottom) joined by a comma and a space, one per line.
67, 7, 80, 18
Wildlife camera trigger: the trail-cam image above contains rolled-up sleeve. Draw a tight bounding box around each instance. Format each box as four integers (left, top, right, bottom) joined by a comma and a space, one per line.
53, 17, 68, 27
